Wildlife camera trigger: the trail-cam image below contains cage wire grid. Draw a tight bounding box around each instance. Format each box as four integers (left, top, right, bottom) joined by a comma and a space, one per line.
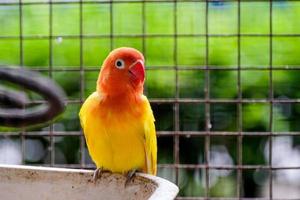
1, 0, 300, 199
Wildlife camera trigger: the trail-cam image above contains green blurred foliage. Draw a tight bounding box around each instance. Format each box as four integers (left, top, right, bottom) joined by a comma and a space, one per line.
1, 1, 300, 198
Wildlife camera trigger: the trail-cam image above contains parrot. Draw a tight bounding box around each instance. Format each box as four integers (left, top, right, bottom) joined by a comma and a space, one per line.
79, 47, 157, 183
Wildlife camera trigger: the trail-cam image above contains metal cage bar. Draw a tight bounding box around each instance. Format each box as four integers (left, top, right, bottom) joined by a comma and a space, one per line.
204, 0, 210, 198
48, 0, 55, 167
79, 0, 86, 168
18, 0, 26, 166
237, 0, 242, 198
1, 0, 300, 199
268, 1, 274, 199
1, 0, 300, 6
173, 0, 180, 186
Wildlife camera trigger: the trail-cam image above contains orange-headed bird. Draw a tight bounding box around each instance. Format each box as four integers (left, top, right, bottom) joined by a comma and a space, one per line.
79, 47, 157, 181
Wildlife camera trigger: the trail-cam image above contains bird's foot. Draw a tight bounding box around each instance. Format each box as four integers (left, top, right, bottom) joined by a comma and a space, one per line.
93, 167, 110, 183
125, 169, 137, 187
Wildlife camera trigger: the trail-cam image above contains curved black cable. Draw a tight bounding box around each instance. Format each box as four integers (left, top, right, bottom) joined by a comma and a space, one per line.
0, 67, 66, 128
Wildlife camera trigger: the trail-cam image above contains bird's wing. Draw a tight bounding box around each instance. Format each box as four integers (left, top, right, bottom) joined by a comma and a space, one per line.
142, 96, 157, 175
79, 92, 100, 145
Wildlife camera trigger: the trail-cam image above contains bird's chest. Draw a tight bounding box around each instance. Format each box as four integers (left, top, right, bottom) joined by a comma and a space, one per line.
98, 108, 145, 151
98, 101, 144, 127
89, 105, 146, 171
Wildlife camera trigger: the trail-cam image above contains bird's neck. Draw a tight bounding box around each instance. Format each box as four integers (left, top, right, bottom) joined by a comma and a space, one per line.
97, 76, 144, 98
96, 89, 144, 113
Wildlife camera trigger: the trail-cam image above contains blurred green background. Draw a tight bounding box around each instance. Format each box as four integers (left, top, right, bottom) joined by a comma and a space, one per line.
1, 0, 300, 198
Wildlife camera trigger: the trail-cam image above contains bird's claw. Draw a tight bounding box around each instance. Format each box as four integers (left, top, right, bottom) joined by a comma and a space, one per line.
125, 169, 137, 187
93, 167, 109, 183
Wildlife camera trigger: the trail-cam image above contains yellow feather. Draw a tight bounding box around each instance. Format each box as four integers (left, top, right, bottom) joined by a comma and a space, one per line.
142, 97, 157, 175
79, 92, 157, 175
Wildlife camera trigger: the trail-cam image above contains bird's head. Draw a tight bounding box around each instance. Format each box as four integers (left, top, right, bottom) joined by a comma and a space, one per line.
97, 47, 145, 96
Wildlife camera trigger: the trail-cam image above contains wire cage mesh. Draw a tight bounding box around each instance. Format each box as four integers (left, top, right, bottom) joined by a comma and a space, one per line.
1, 0, 300, 199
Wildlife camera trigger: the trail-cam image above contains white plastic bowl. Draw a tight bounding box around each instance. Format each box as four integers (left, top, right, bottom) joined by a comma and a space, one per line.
0, 164, 178, 200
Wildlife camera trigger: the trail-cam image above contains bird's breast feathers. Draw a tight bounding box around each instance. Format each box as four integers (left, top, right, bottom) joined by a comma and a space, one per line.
79, 92, 155, 173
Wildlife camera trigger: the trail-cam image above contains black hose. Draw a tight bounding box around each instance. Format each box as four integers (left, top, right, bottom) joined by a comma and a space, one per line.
0, 85, 29, 108
0, 67, 66, 128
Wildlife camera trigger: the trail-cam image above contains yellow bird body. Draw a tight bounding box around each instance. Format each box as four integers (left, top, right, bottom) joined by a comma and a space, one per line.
79, 92, 157, 174
79, 47, 157, 175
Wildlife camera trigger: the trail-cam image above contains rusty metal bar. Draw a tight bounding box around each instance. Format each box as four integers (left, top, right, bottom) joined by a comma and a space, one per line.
11, 98, 300, 106
4, 66, 300, 72
142, 0, 147, 95
110, 0, 113, 50
173, 0, 180, 186
2, 33, 300, 40
268, 1, 274, 199
22, 163, 300, 171
237, 0, 242, 198
1, 0, 300, 6
79, 0, 85, 168
2, 131, 300, 137
204, 0, 210, 198
49, 0, 54, 167
18, 0, 26, 165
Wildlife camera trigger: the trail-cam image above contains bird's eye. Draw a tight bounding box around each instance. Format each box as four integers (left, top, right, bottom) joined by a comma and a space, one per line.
115, 59, 125, 69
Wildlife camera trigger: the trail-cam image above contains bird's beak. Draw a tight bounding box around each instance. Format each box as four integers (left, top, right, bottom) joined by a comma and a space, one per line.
128, 59, 145, 83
